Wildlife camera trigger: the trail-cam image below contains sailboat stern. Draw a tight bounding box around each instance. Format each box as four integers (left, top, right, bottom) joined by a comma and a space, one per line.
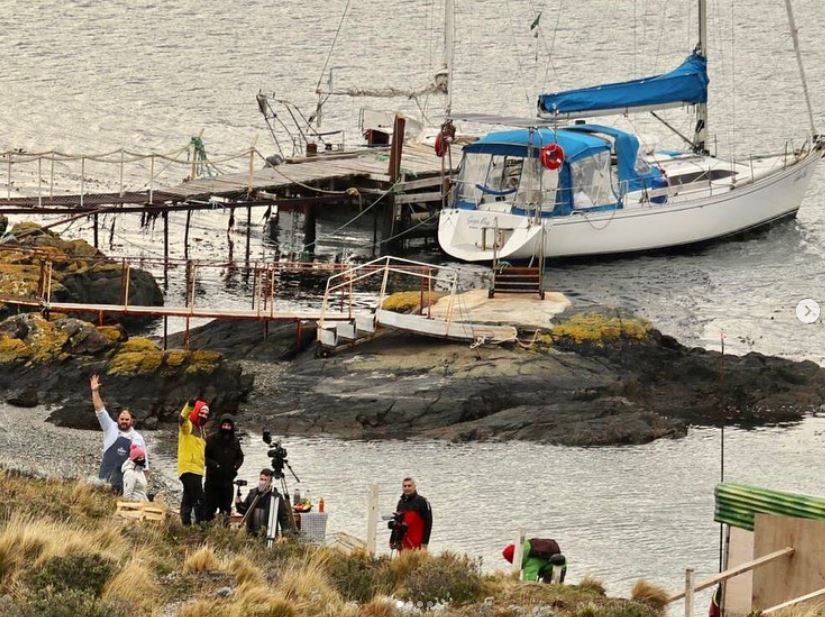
438, 208, 543, 262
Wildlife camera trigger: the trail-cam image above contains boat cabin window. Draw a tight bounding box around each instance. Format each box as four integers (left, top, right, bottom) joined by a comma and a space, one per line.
667, 169, 736, 186
514, 156, 558, 210
456, 153, 558, 208
569, 151, 615, 209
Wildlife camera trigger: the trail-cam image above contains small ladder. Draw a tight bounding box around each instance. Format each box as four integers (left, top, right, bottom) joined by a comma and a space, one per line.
489, 266, 544, 299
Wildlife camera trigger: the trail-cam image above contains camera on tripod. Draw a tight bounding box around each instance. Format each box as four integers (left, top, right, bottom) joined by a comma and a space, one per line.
388, 511, 408, 550
262, 430, 288, 478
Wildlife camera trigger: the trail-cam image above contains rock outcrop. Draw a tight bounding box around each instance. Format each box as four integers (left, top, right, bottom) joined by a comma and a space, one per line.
176, 308, 825, 446
0, 313, 253, 429
0, 222, 162, 323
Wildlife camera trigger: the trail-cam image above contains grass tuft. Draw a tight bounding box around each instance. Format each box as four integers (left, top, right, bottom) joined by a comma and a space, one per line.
183, 544, 222, 573
630, 579, 669, 612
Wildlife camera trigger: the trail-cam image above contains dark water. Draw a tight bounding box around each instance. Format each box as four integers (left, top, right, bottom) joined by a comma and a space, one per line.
2, 0, 825, 607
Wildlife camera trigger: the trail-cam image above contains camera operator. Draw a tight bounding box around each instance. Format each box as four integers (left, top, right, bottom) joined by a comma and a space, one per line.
394, 477, 432, 551
202, 414, 244, 524
235, 469, 294, 537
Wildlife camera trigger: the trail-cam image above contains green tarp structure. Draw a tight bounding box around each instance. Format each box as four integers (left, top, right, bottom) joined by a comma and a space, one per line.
715, 483, 825, 531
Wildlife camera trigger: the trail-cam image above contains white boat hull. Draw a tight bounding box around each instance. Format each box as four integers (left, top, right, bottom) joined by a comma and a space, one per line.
438, 151, 822, 261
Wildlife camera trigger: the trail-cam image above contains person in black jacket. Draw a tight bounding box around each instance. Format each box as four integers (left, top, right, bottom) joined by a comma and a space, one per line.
394, 477, 432, 550
235, 468, 294, 537
202, 414, 244, 523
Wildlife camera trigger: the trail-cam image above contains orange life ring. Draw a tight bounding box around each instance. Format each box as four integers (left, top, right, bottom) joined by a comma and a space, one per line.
434, 133, 448, 158
540, 143, 565, 170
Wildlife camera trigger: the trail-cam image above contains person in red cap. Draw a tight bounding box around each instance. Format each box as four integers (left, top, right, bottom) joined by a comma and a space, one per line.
122, 443, 148, 502
177, 398, 211, 525
502, 538, 567, 583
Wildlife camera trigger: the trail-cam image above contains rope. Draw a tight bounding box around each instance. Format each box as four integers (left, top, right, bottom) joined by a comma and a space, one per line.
315, 0, 352, 94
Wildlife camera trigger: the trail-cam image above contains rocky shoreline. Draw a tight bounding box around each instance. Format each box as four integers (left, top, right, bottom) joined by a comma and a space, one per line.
2, 222, 824, 448
165, 309, 825, 447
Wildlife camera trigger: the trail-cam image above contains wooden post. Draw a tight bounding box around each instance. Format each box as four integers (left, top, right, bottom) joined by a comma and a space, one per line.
119, 149, 125, 197
247, 146, 255, 195
37, 157, 42, 207
381, 114, 406, 252
184, 210, 192, 260
163, 210, 169, 289
685, 568, 695, 617
123, 262, 131, 309
163, 316, 168, 350
245, 205, 252, 265
93, 214, 99, 249
149, 154, 155, 204
303, 204, 317, 254
6, 153, 10, 199
49, 155, 54, 199
80, 155, 85, 208
512, 528, 526, 578
366, 483, 380, 556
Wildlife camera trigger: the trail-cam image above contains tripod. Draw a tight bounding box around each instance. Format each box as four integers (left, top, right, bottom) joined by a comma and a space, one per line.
272, 457, 301, 507
238, 486, 289, 548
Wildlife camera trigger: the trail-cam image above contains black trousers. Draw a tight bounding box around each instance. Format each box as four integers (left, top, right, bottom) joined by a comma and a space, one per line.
180, 473, 204, 526
202, 476, 233, 523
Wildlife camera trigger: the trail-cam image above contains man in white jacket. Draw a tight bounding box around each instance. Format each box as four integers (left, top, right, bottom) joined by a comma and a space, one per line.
90, 374, 148, 494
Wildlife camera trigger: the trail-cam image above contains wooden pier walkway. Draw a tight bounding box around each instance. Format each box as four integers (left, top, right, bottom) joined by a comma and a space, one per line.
0, 142, 456, 213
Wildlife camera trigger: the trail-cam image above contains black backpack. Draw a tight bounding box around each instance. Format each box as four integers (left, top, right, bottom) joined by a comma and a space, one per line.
528, 538, 562, 559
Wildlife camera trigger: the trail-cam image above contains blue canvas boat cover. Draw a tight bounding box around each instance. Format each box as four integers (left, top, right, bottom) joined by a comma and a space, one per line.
464, 127, 609, 161
564, 124, 664, 193
538, 52, 708, 117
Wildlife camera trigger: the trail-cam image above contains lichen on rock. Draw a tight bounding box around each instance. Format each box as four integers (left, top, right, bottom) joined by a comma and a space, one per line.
548, 312, 652, 345
381, 291, 445, 313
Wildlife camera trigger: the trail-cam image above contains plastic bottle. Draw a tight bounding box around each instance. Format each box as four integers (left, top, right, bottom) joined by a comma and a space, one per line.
292, 485, 301, 507
318, 497, 325, 513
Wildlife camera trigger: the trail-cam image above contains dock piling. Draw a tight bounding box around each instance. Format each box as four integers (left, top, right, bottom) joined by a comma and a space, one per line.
512, 528, 526, 579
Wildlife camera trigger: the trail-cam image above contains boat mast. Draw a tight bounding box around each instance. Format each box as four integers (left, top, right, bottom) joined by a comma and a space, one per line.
783, 0, 817, 137
694, 0, 709, 153
444, 0, 456, 116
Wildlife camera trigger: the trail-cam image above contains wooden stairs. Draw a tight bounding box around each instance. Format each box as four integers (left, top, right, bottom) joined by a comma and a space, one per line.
490, 266, 544, 299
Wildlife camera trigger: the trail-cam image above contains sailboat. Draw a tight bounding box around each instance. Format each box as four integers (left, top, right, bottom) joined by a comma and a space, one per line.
437, 0, 824, 261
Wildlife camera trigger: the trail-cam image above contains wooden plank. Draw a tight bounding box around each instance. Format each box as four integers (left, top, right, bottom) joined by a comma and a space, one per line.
395, 191, 444, 204
752, 514, 825, 611
666, 547, 795, 603
397, 175, 448, 191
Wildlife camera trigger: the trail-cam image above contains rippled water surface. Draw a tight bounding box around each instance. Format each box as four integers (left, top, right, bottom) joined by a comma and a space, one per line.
2, 0, 825, 606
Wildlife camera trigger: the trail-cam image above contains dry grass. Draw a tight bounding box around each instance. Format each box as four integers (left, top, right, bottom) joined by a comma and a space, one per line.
273, 557, 343, 613
359, 596, 403, 617
228, 583, 296, 617
226, 554, 265, 587
179, 598, 233, 617
577, 576, 607, 596
103, 556, 158, 611
771, 604, 825, 617
183, 544, 222, 573
385, 547, 430, 586
630, 579, 668, 612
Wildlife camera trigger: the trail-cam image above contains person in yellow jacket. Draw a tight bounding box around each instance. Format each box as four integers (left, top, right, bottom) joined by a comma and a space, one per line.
178, 399, 211, 525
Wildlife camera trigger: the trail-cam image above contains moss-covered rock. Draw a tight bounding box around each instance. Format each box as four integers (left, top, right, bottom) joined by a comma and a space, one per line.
0, 222, 163, 325
548, 312, 651, 345
381, 291, 445, 313
0, 313, 252, 429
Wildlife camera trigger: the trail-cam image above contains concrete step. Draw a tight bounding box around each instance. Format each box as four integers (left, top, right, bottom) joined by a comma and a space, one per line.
355, 316, 376, 334
336, 322, 358, 341
317, 327, 337, 348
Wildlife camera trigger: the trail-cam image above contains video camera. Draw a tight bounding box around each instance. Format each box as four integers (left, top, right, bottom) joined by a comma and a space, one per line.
388, 511, 408, 550
262, 430, 289, 479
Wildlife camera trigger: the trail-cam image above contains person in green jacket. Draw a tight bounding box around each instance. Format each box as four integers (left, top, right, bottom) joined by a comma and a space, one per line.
502, 538, 567, 583
178, 399, 211, 525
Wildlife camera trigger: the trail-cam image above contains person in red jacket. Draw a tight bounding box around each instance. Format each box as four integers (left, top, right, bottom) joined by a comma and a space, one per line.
394, 477, 432, 551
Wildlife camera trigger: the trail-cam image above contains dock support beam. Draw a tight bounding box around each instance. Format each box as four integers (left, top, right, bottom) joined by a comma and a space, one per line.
163, 210, 169, 290
303, 204, 317, 255
381, 114, 406, 253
